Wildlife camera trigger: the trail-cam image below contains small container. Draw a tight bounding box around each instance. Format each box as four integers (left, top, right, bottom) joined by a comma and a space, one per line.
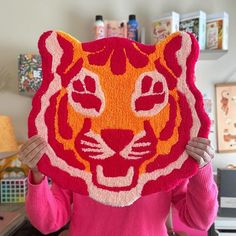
151, 12, 180, 44
106, 20, 127, 38
94, 15, 105, 40
127, 14, 138, 41
206, 12, 229, 50
0, 177, 28, 203
180, 11, 206, 50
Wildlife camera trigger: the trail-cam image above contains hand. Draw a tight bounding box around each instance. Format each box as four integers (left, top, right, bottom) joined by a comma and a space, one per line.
18, 135, 47, 173
186, 137, 215, 168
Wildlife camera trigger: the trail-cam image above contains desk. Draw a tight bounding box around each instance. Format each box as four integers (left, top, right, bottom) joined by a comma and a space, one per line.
0, 203, 69, 236
0, 203, 26, 236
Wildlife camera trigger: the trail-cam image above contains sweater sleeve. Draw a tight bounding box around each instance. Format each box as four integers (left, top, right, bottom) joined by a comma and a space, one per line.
171, 163, 218, 231
25, 171, 73, 234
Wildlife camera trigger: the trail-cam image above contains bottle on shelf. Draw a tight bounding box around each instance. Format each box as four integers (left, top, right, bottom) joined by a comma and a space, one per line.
94, 15, 105, 40
127, 14, 138, 41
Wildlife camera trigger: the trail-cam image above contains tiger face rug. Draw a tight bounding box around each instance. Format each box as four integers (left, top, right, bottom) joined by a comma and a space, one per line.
28, 30, 210, 206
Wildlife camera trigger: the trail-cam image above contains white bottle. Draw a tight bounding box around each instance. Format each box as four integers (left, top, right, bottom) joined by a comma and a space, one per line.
95, 15, 105, 40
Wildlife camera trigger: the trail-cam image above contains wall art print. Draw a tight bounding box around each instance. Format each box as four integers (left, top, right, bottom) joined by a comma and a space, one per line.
18, 54, 42, 96
215, 83, 236, 152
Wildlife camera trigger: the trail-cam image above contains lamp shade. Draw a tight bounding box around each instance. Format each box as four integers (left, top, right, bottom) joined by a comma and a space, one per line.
0, 115, 18, 159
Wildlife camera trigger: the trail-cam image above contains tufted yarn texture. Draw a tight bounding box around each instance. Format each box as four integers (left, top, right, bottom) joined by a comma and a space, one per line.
28, 30, 210, 206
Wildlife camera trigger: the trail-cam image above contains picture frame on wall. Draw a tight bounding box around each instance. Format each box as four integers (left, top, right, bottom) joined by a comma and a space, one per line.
18, 54, 42, 96
215, 83, 236, 152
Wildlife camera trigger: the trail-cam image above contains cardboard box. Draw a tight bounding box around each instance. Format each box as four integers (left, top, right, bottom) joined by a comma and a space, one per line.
180, 11, 206, 50
151, 11, 180, 44
206, 12, 229, 50
105, 20, 127, 38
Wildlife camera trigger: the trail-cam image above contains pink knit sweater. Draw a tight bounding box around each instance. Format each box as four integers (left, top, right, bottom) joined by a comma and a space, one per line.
26, 164, 218, 236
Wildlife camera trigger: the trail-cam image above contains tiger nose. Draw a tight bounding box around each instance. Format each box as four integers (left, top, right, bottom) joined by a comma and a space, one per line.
101, 129, 134, 152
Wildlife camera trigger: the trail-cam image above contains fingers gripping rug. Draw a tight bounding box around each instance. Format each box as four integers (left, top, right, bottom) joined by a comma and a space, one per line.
28, 30, 210, 207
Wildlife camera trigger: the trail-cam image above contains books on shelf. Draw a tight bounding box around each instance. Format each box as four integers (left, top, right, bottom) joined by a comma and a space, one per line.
179, 10, 206, 50
151, 12, 179, 44
206, 12, 229, 50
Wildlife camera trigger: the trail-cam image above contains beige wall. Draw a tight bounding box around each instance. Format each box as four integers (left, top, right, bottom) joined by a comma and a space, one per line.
0, 0, 236, 170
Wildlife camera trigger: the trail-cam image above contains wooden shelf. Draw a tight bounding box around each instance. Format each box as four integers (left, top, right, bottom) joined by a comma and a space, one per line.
199, 49, 228, 60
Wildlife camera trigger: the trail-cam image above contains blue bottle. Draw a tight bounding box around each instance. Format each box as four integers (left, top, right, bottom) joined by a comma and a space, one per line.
127, 14, 138, 41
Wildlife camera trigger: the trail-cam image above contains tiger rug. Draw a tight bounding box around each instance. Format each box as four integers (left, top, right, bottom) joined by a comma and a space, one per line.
28, 30, 210, 206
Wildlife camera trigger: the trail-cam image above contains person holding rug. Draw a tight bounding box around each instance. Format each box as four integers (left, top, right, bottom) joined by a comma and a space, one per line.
19, 135, 218, 236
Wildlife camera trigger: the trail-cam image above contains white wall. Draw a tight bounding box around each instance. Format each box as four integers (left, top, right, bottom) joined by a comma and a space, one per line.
0, 0, 236, 170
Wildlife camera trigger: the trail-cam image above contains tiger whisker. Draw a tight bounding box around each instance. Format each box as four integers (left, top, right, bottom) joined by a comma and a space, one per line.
129, 150, 150, 155
82, 148, 103, 153
81, 140, 101, 148
133, 142, 151, 147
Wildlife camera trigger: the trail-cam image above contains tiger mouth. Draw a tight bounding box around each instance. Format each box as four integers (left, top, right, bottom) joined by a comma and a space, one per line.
96, 165, 134, 188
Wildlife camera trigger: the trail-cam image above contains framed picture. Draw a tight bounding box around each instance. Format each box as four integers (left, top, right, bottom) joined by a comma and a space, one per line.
18, 54, 42, 96
215, 83, 236, 152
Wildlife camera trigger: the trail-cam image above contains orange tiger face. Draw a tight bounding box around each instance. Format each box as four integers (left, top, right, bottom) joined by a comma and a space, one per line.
28, 30, 209, 206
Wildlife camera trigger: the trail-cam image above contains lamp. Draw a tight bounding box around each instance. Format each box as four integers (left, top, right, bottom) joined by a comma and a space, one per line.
0, 115, 18, 160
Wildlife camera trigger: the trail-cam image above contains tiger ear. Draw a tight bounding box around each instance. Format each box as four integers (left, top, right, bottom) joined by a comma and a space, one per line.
155, 31, 199, 79
38, 30, 83, 85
